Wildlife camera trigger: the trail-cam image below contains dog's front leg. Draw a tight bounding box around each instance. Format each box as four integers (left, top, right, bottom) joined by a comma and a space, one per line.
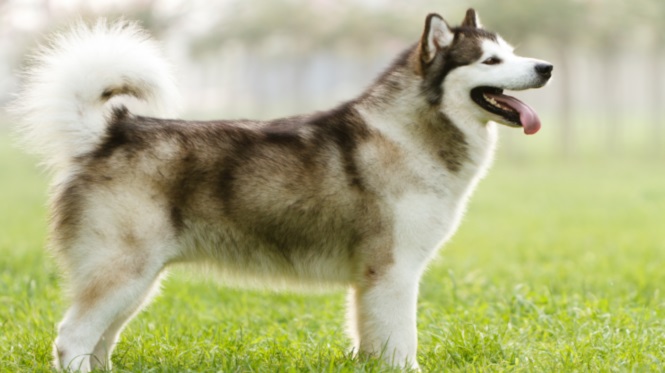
348, 266, 421, 370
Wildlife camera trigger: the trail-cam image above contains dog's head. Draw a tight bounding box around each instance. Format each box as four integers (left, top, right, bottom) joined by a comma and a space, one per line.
417, 9, 552, 135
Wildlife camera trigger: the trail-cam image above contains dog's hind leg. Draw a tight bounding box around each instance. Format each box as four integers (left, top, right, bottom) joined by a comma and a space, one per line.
53, 233, 172, 372
89, 272, 165, 370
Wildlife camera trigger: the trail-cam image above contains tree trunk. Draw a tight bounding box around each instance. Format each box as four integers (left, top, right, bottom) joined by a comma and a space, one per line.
601, 49, 621, 155
556, 44, 574, 158
650, 46, 663, 156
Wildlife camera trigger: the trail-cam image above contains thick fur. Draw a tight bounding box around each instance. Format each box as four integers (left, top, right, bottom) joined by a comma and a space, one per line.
11, 10, 551, 371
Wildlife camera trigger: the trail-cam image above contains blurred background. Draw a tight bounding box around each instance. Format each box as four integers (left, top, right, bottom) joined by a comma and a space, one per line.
0, 0, 663, 159
1, 3, 664, 370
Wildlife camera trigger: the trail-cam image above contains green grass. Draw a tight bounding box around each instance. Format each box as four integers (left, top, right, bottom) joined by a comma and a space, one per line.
1, 130, 664, 372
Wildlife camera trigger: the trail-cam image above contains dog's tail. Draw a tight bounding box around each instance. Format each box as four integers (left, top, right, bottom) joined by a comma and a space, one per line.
10, 19, 179, 172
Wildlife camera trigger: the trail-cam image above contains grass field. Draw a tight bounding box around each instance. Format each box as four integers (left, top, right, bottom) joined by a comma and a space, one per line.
1, 130, 665, 372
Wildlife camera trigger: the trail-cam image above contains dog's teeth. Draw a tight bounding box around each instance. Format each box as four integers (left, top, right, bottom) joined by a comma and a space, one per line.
482, 95, 513, 111
484, 95, 503, 109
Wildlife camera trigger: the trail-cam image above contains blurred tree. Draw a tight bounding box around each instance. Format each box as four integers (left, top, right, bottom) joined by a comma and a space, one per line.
181, 0, 432, 114
637, 0, 665, 155
187, 0, 430, 55
587, 0, 633, 155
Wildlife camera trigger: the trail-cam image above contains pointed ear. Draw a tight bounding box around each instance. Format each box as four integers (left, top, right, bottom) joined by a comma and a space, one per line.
461, 8, 482, 29
420, 14, 454, 63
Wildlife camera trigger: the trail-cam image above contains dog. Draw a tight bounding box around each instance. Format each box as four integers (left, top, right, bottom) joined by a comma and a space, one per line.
11, 8, 552, 371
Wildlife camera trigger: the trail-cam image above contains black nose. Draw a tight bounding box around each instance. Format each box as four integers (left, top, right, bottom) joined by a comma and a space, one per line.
535, 63, 553, 77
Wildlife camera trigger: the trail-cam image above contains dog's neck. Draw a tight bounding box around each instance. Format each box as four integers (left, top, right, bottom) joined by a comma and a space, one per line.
354, 74, 498, 179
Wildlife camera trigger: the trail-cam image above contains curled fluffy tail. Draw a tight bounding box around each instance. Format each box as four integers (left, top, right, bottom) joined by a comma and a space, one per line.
10, 20, 179, 171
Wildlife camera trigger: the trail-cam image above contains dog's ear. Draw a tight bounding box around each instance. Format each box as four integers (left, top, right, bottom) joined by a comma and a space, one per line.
420, 13, 454, 63
461, 8, 482, 29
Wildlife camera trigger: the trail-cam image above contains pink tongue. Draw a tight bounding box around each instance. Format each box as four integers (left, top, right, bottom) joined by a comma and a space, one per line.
489, 93, 541, 135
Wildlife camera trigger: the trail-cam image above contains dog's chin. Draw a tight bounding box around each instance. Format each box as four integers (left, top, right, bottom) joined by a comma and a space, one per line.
490, 117, 522, 128
470, 87, 541, 135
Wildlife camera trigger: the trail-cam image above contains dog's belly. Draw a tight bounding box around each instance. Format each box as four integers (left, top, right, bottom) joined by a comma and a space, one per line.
176, 218, 357, 287
170, 174, 379, 286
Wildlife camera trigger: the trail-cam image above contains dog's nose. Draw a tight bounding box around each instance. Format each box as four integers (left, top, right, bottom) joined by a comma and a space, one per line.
535, 63, 553, 77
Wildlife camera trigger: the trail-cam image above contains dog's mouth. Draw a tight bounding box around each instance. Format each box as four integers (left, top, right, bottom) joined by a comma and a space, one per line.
470, 87, 541, 135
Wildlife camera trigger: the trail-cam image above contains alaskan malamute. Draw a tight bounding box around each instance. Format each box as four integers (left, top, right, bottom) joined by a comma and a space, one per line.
12, 8, 552, 371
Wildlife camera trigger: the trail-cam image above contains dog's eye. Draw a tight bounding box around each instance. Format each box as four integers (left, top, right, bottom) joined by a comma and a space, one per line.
483, 57, 502, 65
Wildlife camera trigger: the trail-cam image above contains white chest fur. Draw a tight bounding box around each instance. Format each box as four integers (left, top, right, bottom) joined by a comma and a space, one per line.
358, 105, 498, 270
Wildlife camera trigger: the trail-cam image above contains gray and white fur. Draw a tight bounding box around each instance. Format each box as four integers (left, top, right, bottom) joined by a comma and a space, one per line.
11, 9, 552, 371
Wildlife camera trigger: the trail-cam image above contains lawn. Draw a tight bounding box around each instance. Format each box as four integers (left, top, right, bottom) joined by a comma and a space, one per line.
1, 130, 664, 372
